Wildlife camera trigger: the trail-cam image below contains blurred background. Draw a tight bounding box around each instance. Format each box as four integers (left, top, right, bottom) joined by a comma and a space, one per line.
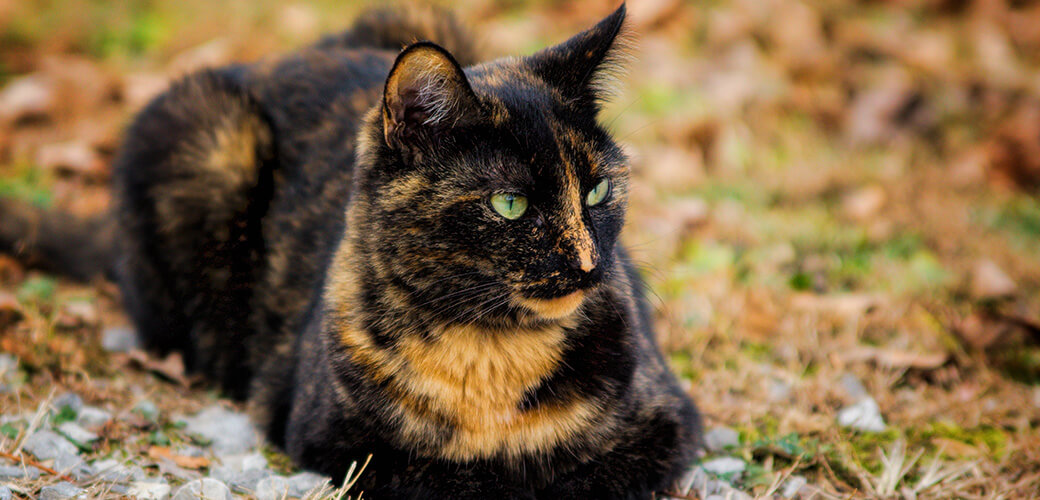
0, 0, 1038, 498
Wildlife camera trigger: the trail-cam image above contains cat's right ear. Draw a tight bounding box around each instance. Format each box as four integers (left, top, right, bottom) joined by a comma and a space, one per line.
382, 42, 480, 152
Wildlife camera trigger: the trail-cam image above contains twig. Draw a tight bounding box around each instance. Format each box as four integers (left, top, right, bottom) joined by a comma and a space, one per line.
0, 449, 75, 481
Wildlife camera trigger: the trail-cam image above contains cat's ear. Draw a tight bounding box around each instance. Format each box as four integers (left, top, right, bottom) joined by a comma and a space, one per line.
524, 4, 631, 109
382, 42, 480, 150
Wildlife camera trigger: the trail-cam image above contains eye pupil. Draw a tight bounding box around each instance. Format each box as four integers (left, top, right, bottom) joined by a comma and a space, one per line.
491, 193, 528, 220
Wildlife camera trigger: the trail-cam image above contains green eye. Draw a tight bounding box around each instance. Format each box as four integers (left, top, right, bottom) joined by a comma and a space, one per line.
491, 193, 528, 220
586, 179, 610, 206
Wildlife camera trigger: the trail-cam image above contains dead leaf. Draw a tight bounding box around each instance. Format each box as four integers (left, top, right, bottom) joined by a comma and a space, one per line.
35, 141, 104, 177
970, 259, 1017, 300
147, 446, 210, 470
0, 74, 56, 123
126, 350, 190, 387
842, 185, 887, 221
840, 346, 948, 370
0, 291, 22, 329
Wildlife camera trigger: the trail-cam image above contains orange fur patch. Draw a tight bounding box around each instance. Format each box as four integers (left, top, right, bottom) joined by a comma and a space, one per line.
515, 290, 586, 320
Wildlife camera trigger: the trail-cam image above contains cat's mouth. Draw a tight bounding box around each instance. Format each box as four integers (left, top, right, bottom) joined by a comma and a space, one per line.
513, 290, 586, 320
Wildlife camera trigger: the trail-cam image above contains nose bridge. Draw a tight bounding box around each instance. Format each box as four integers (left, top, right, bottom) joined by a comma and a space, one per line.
556, 161, 598, 273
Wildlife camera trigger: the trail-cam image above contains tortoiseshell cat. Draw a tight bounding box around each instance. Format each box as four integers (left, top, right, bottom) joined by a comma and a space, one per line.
0, 4, 702, 498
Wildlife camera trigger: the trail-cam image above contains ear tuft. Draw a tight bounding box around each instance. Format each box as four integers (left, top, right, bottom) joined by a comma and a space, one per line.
524, 4, 633, 108
383, 42, 479, 149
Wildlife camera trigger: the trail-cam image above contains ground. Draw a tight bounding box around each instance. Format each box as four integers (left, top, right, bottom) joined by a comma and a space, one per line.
0, 0, 1039, 499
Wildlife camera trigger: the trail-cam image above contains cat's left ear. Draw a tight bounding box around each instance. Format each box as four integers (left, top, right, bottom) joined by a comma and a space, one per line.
383, 42, 481, 151
524, 3, 631, 110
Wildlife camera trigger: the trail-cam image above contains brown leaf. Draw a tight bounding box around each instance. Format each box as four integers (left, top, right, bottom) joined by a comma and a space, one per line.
0, 291, 23, 329
970, 259, 1017, 300
840, 346, 948, 370
126, 350, 190, 387
147, 446, 210, 470
35, 141, 104, 177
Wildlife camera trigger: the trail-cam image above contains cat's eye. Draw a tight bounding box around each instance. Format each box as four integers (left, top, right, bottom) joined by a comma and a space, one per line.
586, 179, 611, 206
490, 193, 528, 220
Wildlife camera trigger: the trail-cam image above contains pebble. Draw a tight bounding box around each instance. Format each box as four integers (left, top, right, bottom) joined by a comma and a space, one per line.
255, 476, 291, 500
0, 464, 41, 480
839, 373, 868, 400
767, 378, 792, 402
701, 457, 747, 478
102, 326, 141, 353
22, 430, 78, 460
0, 485, 11, 500
172, 478, 232, 500
704, 426, 740, 451
93, 459, 143, 483
133, 400, 160, 421
76, 406, 112, 429
128, 481, 171, 500
226, 468, 273, 493
182, 405, 258, 455
58, 421, 99, 443
837, 397, 887, 432
781, 475, 809, 498
54, 452, 95, 480
0, 353, 16, 393
288, 471, 331, 497
53, 392, 84, 414
39, 482, 86, 500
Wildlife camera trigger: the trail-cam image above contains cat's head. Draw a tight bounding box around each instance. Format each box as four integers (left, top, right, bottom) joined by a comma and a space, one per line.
352, 4, 632, 324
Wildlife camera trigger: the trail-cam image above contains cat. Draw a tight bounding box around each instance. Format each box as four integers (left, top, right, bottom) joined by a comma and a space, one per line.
0, 4, 703, 498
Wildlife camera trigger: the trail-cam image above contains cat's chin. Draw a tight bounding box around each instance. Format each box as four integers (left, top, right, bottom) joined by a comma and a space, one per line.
514, 290, 586, 320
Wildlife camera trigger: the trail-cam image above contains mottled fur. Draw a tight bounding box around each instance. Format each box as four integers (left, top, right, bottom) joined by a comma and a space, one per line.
0, 5, 702, 498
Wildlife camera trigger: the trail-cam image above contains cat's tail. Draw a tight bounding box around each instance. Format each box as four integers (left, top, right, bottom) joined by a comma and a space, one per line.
0, 198, 116, 282
319, 6, 484, 66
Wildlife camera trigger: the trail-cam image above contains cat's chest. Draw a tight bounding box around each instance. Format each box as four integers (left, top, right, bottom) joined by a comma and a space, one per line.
343, 320, 602, 460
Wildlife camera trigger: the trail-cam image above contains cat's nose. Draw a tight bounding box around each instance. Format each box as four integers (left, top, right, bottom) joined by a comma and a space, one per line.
569, 247, 598, 274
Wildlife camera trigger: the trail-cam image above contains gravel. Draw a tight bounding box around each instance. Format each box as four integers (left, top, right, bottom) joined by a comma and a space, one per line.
781, 475, 810, 498
172, 478, 233, 500
57, 421, 99, 443
701, 457, 747, 478
132, 400, 160, 421
39, 482, 86, 500
181, 405, 258, 455
76, 406, 112, 429
101, 326, 140, 353
128, 481, 172, 500
255, 475, 292, 500
837, 396, 887, 432
704, 426, 740, 451
22, 430, 78, 460
0, 464, 42, 480
52, 392, 84, 414
287, 471, 331, 497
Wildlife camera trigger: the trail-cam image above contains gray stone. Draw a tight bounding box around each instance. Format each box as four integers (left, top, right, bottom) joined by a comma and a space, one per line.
0, 353, 19, 393
701, 457, 747, 478
767, 378, 792, 402
52, 392, 84, 414
39, 482, 86, 500
128, 481, 171, 500
22, 430, 78, 460
93, 459, 145, 483
76, 406, 112, 429
837, 397, 886, 432
227, 468, 273, 493
781, 475, 809, 498
182, 405, 257, 455
287, 471, 330, 497
172, 478, 232, 500
54, 452, 95, 480
255, 476, 291, 500
102, 326, 140, 353
174, 445, 206, 458
0, 464, 41, 480
840, 373, 867, 400
58, 421, 98, 443
133, 400, 160, 421
0, 485, 11, 500
704, 427, 740, 451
